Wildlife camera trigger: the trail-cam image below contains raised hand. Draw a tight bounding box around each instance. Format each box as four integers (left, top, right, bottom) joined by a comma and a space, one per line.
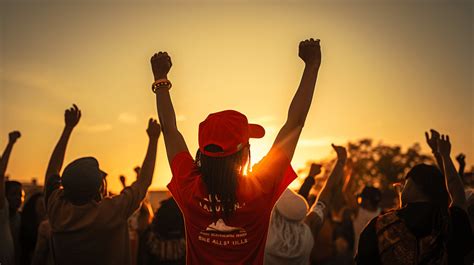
456, 153, 466, 167
134, 166, 141, 175
438, 134, 451, 157
298, 38, 321, 69
65, 104, 81, 129
119, 175, 126, 188
332, 144, 347, 162
150, 52, 172, 81
437, 134, 467, 210
425, 129, 440, 153
146, 118, 161, 140
308, 163, 322, 177
8, 131, 21, 144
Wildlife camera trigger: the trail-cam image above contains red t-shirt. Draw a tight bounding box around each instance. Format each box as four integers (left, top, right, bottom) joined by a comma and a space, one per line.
168, 148, 297, 265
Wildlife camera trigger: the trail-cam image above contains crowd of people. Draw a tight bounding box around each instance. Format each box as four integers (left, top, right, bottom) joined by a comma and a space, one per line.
1, 38, 473, 265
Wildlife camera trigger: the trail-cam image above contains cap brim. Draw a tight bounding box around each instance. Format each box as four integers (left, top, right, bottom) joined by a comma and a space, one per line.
249, 124, 265, 138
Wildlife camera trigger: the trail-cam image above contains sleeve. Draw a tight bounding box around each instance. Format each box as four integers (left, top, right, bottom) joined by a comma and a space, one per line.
110, 181, 147, 219
355, 217, 382, 265
298, 176, 316, 202
167, 151, 197, 207
251, 147, 298, 205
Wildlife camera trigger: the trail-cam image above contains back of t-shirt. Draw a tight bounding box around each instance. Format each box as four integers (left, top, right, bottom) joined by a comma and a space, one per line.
168, 148, 297, 265
47, 182, 145, 265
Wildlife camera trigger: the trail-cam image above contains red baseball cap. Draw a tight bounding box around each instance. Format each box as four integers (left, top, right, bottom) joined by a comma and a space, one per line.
198, 110, 265, 157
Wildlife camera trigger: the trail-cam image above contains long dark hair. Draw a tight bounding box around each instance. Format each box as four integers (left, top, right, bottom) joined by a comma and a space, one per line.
196, 144, 248, 218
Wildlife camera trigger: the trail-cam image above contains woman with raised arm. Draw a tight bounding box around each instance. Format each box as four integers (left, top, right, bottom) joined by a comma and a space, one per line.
264, 144, 347, 265
151, 38, 321, 265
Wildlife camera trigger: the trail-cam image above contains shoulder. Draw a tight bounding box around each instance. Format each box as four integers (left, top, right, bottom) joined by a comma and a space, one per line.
170, 151, 196, 175
374, 210, 400, 231
47, 188, 64, 204
449, 205, 469, 219
356, 215, 381, 265
252, 147, 291, 172
360, 215, 379, 239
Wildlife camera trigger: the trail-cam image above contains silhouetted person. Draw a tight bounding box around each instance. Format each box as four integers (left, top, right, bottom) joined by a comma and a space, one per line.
120, 175, 127, 189
456, 153, 466, 179
298, 163, 322, 202
356, 131, 473, 265
352, 186, 382, 253
1, 131, 22, 265
265, 144, 347, 265
20, 192, 46, 265
121, 168, 154, 265
455, 153, 474, 236
138, 197, 186, 265
31, 219, 53, 265
44, 105, 161, 265
150, 38, 321, 264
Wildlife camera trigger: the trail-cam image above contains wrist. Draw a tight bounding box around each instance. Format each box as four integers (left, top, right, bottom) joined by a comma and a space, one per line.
154, 74, 168, 81
305, 176, 316, 183
152, 79, 172, 93
148, 136, 159, 142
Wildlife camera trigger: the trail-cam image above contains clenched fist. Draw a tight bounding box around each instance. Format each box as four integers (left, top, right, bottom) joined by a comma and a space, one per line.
151, 52, 172, 81
8, 131, 21, 144
299, 38, 321, 69
332, 144, 347, 162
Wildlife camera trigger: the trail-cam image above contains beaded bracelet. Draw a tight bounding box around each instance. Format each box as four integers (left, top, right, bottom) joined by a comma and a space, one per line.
151, 79, 172, 93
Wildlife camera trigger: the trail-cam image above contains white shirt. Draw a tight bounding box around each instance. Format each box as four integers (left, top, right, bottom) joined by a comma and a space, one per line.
353, 207, 380, 253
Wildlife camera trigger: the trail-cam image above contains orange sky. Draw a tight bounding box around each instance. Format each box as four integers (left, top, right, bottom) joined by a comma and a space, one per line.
1, 0, 472, 193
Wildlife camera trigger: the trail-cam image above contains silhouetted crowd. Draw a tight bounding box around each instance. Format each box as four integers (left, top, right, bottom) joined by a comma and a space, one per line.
1, 39, 473, 265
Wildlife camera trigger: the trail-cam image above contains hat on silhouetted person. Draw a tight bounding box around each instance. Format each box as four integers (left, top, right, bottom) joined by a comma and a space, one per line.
61, 157, 106, 201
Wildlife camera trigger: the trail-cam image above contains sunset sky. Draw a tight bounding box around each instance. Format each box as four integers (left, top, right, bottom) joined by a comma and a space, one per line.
1, 0, 472, 193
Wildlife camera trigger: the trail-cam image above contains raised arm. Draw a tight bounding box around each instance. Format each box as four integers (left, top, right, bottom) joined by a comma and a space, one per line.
151, 52, 189, 164
44, 105, 81, 185
298, 163, 322, 201
0, 131, 21, 209
425, 129, 444, 173
455, 153, 466, 179
305, 144, 347, 238
271, 38, 321, 160
319, 144, 348, 205
134, 119, 160, 195
437, 134, 467, 210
